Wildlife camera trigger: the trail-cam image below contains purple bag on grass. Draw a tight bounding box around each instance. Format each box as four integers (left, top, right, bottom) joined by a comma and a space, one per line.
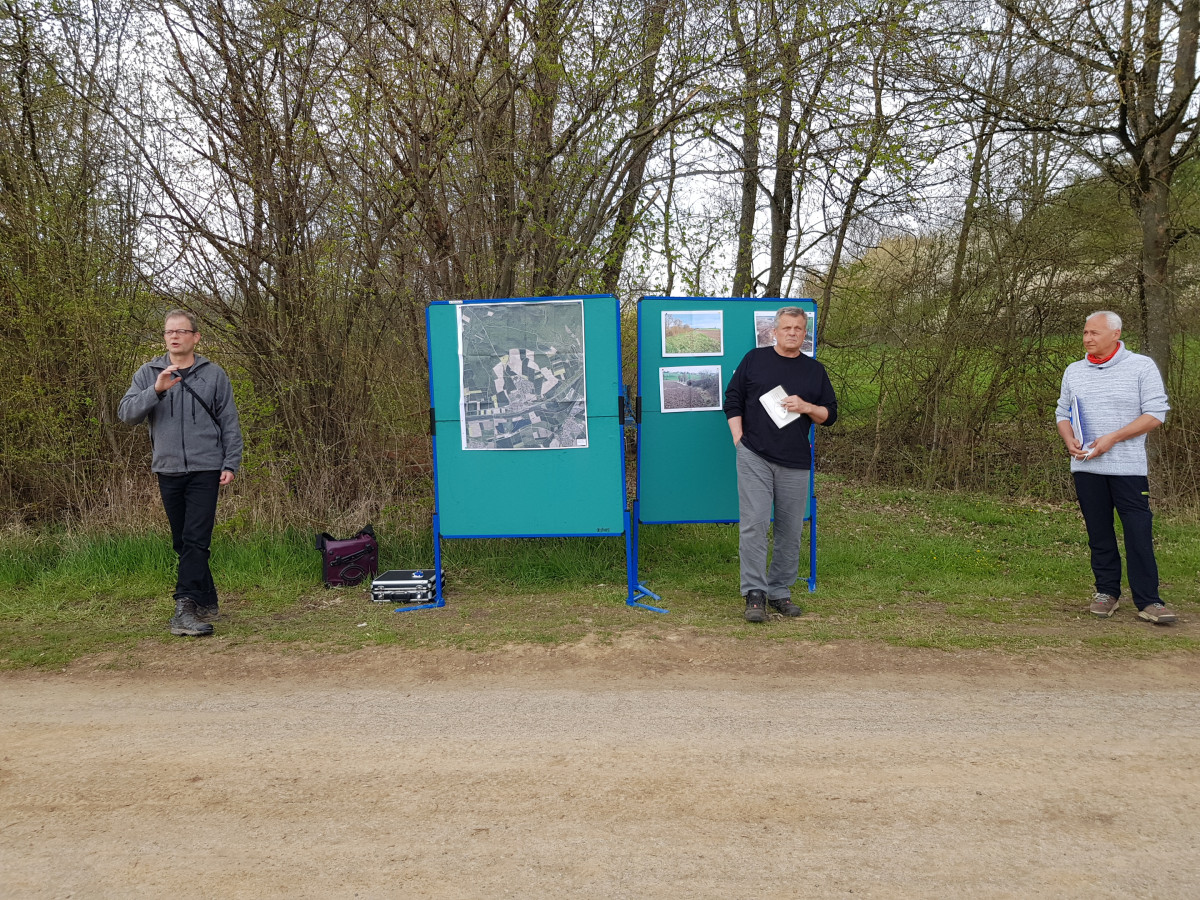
315, 525, 378, 587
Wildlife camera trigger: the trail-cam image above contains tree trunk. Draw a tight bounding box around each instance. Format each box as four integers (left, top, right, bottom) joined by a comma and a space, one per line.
1136, 171, 1174, 380
729, 0, 760, 297
599, 0, 668, 295
764, 2, 807, 298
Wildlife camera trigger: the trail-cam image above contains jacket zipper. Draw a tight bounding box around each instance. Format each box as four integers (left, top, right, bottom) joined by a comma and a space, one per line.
163, 360, 215, 471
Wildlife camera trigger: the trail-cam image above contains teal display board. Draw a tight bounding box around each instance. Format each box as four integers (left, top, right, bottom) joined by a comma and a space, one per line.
637, 297, 818, 523
427, 295, 626, 537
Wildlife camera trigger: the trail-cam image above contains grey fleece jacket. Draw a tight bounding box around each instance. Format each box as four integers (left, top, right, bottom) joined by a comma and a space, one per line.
118, 353, 244, 475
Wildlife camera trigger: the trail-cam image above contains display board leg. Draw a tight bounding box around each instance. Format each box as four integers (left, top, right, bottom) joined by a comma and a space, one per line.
395, 513, 446, 613
625, 505, 667, 613
394, 600, 440, 612
807, 488, 818, 593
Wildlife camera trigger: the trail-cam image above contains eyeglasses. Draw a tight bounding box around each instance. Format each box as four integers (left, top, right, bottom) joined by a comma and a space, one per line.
163, 329, 197, 337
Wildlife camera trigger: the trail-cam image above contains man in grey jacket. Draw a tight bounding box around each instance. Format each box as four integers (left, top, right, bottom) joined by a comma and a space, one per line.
1055, 311, 1175, 624
119, 310, 244, 636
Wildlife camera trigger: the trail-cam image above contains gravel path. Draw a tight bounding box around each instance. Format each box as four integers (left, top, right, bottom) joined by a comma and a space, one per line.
2, 641, 1198, 898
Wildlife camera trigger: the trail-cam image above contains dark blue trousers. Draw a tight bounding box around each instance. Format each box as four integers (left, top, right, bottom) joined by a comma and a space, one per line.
157, 471, 220, 605
1073, 472, 1160, 609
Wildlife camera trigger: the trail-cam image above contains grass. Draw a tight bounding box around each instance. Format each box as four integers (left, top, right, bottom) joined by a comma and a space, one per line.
663, 329, 722, 354
1, 477, 1198, 669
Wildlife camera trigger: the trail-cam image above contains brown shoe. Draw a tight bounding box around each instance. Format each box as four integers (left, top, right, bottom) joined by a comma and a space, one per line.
1088, 593, 1119, 618
1137, 602, 1177, 624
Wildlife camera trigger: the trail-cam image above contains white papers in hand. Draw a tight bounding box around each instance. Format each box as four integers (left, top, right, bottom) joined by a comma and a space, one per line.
759, 385, 802, 429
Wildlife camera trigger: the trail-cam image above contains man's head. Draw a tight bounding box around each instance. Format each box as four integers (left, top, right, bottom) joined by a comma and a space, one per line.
1083, 311, 1121, 358
773, 307, 808, 355
164, 308, 201, 360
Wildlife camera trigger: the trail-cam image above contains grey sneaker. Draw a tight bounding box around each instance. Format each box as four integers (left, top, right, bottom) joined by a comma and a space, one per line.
1088, 593, 1119, 618
744, 590, 767, 623
1137, 602, 1177, 625
194, 602, 220, 622
169, 597, 214, 637
768, 596, 803, 617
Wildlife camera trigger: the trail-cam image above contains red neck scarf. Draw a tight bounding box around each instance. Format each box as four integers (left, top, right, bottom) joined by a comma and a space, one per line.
1087, 343, 1120, 365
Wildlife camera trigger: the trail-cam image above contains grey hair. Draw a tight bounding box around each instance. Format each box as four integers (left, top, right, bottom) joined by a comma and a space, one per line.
164, 308, 199, 331
774, 306, 808, 327
1087, 310, 1122, 331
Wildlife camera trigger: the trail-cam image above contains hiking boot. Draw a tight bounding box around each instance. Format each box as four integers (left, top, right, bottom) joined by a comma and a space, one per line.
194, 601, 220, 622
744, 590, 767, 623
1137, 602, 1178, 625
1088, 593, 1119, 618
169, 597, 214, 637
769, 596, 803, 617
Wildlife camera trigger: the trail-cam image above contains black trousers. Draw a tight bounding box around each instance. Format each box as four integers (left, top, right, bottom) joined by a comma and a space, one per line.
1073, 472, 1160, 609
158, 470, 221, 605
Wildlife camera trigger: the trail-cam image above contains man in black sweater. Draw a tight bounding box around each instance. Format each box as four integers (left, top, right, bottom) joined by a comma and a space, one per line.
724, 307, 837, 622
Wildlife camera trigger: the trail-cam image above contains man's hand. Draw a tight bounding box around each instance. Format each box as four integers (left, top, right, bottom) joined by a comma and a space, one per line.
1084, 432, 1118, 459
728, 415, 743, 445
1057, 420, 1083, 456
219, 470, 235, 486
783, 395, 811, 414
154, 366, 182, 394
1058, 413, 1162, 461
783, 395, 829, 424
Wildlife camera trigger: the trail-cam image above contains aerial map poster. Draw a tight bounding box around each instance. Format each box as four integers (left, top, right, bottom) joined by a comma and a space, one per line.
457, 300, 589, 450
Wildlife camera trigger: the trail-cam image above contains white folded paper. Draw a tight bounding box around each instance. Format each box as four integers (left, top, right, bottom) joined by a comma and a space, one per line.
759, 385, 802, 429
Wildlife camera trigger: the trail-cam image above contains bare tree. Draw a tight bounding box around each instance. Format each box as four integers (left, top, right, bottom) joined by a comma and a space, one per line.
992, 0, 1200, 377
0, 0, 151, 518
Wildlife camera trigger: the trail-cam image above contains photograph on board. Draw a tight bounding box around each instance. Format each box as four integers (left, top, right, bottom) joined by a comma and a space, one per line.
755, 308, 815, 356
662, 310, 723, 357
659, 365, 723, 413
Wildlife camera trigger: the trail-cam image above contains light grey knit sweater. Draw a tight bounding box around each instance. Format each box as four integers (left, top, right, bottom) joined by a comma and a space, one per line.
1054, 343, 1169, 476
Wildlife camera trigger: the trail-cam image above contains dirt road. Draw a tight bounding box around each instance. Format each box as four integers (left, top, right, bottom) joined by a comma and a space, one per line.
2, 638, 1198, 898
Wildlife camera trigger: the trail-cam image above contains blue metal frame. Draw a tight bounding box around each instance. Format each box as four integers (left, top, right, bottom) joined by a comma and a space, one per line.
406, 308, 450, 614
632, 296, 820, 601
414, 295, 665, 614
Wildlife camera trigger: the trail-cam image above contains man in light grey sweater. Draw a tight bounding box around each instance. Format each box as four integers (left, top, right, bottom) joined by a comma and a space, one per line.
119, 310, 243, 637
1055, 311, 1175, 624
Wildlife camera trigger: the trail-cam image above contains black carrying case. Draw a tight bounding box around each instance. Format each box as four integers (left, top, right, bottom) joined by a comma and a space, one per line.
370, 569, 441, 603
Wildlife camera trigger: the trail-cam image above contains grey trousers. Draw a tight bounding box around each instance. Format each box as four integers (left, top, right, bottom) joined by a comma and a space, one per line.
736, 442, 811, 599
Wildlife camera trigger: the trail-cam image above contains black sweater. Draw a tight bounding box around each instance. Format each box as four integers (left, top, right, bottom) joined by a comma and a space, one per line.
723, 346, 838, 468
